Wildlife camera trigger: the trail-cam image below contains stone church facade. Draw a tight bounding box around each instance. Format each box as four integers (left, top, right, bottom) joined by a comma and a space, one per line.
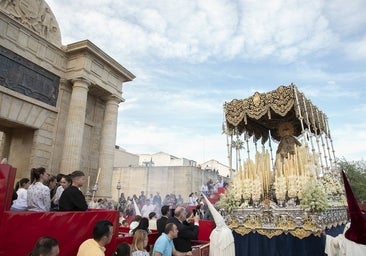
0, 0, 135, 198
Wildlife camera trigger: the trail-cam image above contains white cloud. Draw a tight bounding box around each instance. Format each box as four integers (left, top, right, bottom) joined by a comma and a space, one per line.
344, 37, 366, 60
237, 0, 337, 62
326, 0, 366, 36
299, 84, 359, 100
47, 0, 340, 63
332, 123, 366, 161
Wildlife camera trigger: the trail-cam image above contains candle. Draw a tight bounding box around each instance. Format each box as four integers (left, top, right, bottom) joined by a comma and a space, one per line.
87, 175, 90, 188
96, 168, 101, 184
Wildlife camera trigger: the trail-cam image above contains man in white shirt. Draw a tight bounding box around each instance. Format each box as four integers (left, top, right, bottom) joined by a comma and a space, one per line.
201, 184, 208, 196
141, 199, 156, 218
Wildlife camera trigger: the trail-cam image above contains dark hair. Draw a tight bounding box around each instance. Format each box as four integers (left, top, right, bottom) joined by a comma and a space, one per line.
30, 236, 58, 256
115, 242, 131, 256
132, 215, 142, 222
70, 170, 85, 179
48, 175, 56, 184
93, 220, 113, 241
63, 175, 72, 185
133, 217, 149, 234
164, 223, 175, 234
15, 178, 30, 191
30, 167, 46, 183
161, 205, 169, 216
56, 173, 65, 183
148, 212, 156, 220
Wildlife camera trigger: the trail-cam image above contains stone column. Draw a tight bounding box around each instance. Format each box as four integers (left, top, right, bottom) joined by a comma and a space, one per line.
0, 129, 11, 160
97, 95, 121, 198
60, 78, 90, 173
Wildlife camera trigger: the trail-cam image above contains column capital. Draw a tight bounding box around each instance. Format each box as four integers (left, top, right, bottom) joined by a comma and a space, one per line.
59, 78, 69, 85
71, 78, 91, 89
103, 95, 123, 105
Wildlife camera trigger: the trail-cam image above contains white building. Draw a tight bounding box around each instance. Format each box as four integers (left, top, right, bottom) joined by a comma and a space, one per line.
139, 152, 197, 167
112, 149, 228, 202
200, 159, 232, 177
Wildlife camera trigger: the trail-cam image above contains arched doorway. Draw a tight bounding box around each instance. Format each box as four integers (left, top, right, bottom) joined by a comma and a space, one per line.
0, 118, 35, 179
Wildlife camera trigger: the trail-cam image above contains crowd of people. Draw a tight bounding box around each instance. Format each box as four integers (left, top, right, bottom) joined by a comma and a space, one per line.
26, 202, 207, 255
11, 166, 225, 215
28, 211, 199, 256
10, 167, 223, 255
11, 167, 89, 213
118, 177, 227, 219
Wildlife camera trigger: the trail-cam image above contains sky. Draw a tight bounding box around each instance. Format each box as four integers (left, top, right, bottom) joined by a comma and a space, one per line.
46, 0, 366, 166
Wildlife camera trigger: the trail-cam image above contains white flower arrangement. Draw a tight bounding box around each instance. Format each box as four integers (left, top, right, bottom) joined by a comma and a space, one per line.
242, 178, 252, 200
251, 177, 262, 201
234, 185, 243, 201
287, 175, 299, 198
218, 186, 240, 213
274, 176, 287, 201
300, 179, 329, 212
321, 174, 343, 196
328, 194, 347, 207
297, 175, 311, 199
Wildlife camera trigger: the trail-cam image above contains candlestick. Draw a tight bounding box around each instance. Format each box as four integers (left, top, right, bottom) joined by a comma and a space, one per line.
96, 168, 101, 184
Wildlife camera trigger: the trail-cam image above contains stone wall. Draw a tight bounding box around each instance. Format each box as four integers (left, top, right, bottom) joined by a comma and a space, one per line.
111, 166, 225, 203
114, 148, 139, 167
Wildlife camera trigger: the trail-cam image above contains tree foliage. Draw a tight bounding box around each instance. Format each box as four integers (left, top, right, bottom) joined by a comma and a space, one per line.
337, 158, 366, 203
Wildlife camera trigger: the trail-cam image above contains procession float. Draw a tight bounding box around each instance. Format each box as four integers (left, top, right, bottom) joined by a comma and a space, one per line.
221, 84, 348, 255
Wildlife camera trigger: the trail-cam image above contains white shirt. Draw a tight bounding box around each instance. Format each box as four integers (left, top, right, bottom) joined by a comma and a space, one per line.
188, 196, 196, 206
149, 218, 157, 230
201, 184, 208, 192
53, 185, 64, 205
27, 182, 50, 211
141, 204, 156, 218
12, 188, 28, 210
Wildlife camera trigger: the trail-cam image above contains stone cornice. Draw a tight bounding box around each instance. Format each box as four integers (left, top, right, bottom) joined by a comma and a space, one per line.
65, 40, 135, 82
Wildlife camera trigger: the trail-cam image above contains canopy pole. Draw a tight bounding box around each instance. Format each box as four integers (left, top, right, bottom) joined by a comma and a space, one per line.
293, 85, 306, 136
316, 110, 329, 171
268, 131, 275, 172
245, 132, 250, 160
229, 134, 233, 179
302, 97, 318, 174
325, 117, 337, 166
309, 103, 324, 176
320, 113, 333, 169
235, 134, 239, 173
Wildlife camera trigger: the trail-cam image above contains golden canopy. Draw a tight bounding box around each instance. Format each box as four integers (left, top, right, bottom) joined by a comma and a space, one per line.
224, 84, 329, 143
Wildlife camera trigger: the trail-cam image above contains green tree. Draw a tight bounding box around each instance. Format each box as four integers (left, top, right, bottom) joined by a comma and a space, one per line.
337, 158, 366, 203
